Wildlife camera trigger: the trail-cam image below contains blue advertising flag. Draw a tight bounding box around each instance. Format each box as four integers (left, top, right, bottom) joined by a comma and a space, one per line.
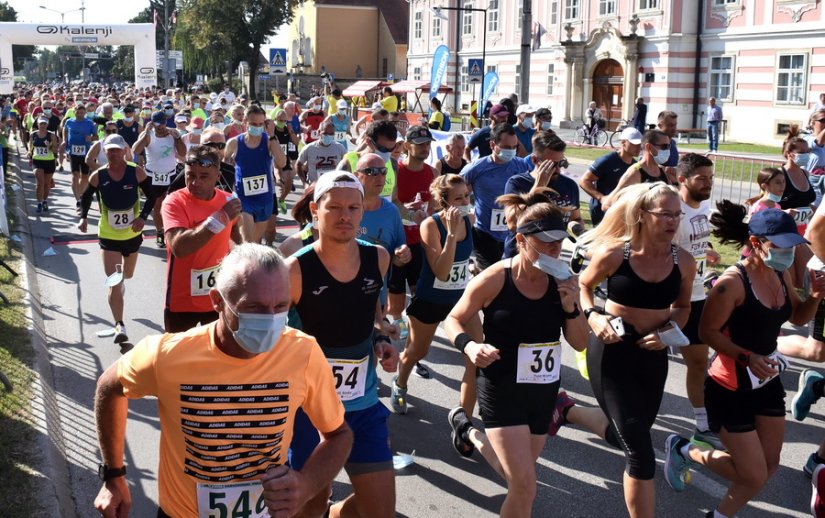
430, 45, 451, 100
478, 72, 500, 118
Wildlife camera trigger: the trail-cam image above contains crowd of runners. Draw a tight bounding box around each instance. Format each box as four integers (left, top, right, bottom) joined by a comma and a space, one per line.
3, 81, 825, 518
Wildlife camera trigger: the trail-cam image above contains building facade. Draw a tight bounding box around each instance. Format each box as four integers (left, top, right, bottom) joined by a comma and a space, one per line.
405, 0, 825, 144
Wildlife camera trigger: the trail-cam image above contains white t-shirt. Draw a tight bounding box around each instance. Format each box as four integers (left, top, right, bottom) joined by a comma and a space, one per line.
297, 141, 346, 183
676, 199, 712, 301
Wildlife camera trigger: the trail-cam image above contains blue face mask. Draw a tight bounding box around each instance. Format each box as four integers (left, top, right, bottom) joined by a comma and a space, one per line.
767, 192, 783, 203
193, 102, 200, 109
496, 148, 517, 162
247, 125, 264, 137
164, 109, 174, 116
321, 134, 335, 145
763, 247, 795, 272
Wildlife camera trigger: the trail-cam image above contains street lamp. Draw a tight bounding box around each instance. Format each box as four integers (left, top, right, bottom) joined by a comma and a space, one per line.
429, 5, 486, 113
39, 4, 85, 24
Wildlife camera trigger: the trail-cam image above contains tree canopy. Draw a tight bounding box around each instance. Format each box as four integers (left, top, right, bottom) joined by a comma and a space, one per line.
0, 1, 35, 70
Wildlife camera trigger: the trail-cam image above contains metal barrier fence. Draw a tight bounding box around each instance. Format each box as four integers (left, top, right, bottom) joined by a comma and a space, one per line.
704, 152, 784, 206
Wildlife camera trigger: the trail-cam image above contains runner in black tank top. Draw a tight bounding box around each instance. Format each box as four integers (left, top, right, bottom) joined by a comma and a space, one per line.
439, 155, 467, 175
444, 204, 590, 517
661, 207, 824, 518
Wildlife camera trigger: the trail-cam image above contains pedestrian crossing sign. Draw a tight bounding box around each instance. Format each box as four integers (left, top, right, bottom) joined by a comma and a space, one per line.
270, 48, 287, 74
468, 59, 483, 83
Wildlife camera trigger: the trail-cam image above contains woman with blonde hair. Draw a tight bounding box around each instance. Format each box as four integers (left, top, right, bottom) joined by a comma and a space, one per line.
578, 182, 695, 518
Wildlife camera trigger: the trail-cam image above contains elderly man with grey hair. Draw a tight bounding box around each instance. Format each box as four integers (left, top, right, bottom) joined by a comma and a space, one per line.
93, 243, 352, 518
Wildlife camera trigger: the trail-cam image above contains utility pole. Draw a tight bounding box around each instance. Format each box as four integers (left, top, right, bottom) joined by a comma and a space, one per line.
164, 0, 170, 88
518, 0, 531, 103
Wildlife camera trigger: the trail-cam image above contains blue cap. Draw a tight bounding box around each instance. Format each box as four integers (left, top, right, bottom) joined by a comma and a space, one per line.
151, 110, 166, 124
748, 208, 808, 248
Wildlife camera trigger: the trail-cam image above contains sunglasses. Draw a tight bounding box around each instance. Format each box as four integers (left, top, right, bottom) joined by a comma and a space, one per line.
203, 141, 227, 150
104, 131, 117, 135
185, 156, 218, 168
816, 118, 825, 125
358, 166, 388, 176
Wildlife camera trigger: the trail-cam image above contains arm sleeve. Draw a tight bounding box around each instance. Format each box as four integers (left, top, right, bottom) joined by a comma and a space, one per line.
138, 177, 157, 219
116, 336, 162, 399
80, 184, 98, 219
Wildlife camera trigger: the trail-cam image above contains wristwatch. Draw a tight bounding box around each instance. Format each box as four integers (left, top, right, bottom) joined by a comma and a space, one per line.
736, 351, 751, 367
583, 307, 604, 319
98, 463, 127, 481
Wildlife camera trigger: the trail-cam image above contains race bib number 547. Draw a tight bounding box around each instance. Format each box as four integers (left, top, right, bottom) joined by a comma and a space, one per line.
196, 481, 269, 518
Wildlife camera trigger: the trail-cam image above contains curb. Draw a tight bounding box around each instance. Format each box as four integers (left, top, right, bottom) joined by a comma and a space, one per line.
6, 141, 78, 518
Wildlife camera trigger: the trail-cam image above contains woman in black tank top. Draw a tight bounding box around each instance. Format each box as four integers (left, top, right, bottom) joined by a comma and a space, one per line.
667, 204, 825, 518
578, 182, 695, 517
444, 203, 590, 516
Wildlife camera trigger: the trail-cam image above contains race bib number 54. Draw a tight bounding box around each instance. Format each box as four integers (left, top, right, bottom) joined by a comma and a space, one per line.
329, 356, 368, 401
196, 481, 269, 518
516, 342, 561, 384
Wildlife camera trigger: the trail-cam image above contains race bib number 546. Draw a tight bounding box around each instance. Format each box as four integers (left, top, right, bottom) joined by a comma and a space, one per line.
196, 481, 269, 518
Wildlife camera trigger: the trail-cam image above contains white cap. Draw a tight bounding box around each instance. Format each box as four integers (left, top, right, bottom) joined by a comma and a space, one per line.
103, 134, 127, 150
336, 99, 348, 110
209, 92, 218, 100
174, 114, 188, 123
313, 171, 365, 202
619, 127, 643, 144
515, 104, 535, 116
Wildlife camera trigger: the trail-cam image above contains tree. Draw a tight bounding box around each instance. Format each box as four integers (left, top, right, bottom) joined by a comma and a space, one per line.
0, 1, 35, 70
177, 0, 298, 98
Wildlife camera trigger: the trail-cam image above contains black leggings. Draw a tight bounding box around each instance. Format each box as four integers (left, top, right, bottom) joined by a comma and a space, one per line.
587, 332, 668, 480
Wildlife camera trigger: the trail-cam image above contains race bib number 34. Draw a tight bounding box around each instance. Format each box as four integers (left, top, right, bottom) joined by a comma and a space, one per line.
196, 481, 269, 518
243, 175, 268, 196
433, 260, 470, 290
329, 356, 368, 401
516, 342, 561, 384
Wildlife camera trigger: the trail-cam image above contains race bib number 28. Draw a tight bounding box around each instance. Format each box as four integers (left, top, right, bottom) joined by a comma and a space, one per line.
196, 481, 269, 518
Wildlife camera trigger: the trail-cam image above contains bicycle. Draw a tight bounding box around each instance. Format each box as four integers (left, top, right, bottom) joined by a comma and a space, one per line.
609, 119, 632, 149
574, 122, 608, 147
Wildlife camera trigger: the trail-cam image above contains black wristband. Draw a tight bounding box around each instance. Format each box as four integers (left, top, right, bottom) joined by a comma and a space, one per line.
374, 335, 391, 345
453, 332, 474, 354
562, 304, 580, 320
583, 307, 604, 319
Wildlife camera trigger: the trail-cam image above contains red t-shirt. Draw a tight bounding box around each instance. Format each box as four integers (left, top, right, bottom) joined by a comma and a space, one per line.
161, 188, 235, 312
396, 162, 434, 245
303, 111, 326, 143
13, 99, 28, 116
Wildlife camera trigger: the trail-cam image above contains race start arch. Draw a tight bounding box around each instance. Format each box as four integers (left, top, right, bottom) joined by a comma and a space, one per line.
0, 23, 157, 94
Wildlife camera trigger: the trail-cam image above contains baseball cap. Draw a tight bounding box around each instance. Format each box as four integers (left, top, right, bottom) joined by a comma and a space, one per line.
313, 171, 365, 202
210, 92, 218, 100
336, 99, 348, 110
535, 108, 552, 119
516, 214, 568, 243
174, 114, 189, 123
406, 125, 434, 144
490, 104, 510, 118
163, 100, 174, 108
748, 209, 809, 249
103, 134, 126, 150
36, 117, 49, 124
515, 104, 535, 116
190, 117, 205, 129
620, 127, 643, 144
151, 111, 166, 124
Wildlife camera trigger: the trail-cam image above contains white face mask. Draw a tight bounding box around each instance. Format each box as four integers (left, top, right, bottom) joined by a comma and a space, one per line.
223, 295, 288, 354
457, 204, 473, 217
521, 118, 534, 129
527, 240, 570, 280
653, 147, 671, 165
541, 121, 552, 131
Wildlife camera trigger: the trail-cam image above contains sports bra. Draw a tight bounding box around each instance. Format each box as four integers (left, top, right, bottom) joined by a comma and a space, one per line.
607, 241, 681, 310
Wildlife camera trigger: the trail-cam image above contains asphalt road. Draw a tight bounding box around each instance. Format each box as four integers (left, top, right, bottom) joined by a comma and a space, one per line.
9, 141, 822, 518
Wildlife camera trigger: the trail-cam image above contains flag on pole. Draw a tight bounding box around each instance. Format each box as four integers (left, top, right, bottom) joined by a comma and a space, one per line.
532, 23, 545, 50
153, 9, 158, 27
171, 10, 177, 24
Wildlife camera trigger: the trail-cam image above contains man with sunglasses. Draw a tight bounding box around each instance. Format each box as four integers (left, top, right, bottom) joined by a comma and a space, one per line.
161, 145, 242, 332
503, 131, 580, 257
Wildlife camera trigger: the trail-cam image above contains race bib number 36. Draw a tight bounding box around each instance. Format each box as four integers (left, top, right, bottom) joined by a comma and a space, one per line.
329, 356, 368, 401
433, 260, 470, 290
107, 210, 133, 230
243, 175, 268, 196
196, 481, 269, 518
516, 342, 561, 384
490, 208, 507, 232
191, 266, 219, 297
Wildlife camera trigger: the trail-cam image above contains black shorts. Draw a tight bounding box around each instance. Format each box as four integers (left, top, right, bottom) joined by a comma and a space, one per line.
811, 298, 825, 342
33, 159, 56, 175
99, 235, 143, 256
388, 243, 423, 294
69, 154, 90, 174
477, 375, 559, 434
682, 299, 706, 345
164, 309, 218, 333
406, 296, 455, 324
705, 376, 786, 434
472, 227, 504, 270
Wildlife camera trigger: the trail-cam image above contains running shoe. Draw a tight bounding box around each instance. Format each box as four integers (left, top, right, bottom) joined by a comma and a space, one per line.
414, 362, 431, 379
75, 200, 82, 215
156, 233, 165, 248
548, 390, 574, 437
390, 376, 407, 415
42, 201, 49, 213
794, 369, 825, 421
279, 200, 288, 215
691, 429, 725, 451
448, 407, 475, 458
113, 322, 129, 344
805, 452, 823, 479
35, 203, 42, 214
664, 434, 693, 492
814, 463, 825, 518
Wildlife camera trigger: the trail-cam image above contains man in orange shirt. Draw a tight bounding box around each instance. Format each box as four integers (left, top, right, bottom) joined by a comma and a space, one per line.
93, 244, 353, 518
161, 145, 242, 332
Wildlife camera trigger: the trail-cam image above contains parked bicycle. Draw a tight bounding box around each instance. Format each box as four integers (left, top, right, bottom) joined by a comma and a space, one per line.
574, 122, 608, 147
609, 119, 632, 148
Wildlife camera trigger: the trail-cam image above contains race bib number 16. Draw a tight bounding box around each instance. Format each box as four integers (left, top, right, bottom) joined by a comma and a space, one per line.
196, 481, 269, 518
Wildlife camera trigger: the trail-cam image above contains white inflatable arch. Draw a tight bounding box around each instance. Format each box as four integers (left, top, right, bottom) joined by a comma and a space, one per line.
0, 22, 157, 94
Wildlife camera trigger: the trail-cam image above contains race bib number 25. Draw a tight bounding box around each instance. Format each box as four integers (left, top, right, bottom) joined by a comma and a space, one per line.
196, 481, 269, 518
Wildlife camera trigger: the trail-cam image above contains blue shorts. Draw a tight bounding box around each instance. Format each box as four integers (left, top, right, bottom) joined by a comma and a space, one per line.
240, 198, 274, 223
289, 402, 392, 475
